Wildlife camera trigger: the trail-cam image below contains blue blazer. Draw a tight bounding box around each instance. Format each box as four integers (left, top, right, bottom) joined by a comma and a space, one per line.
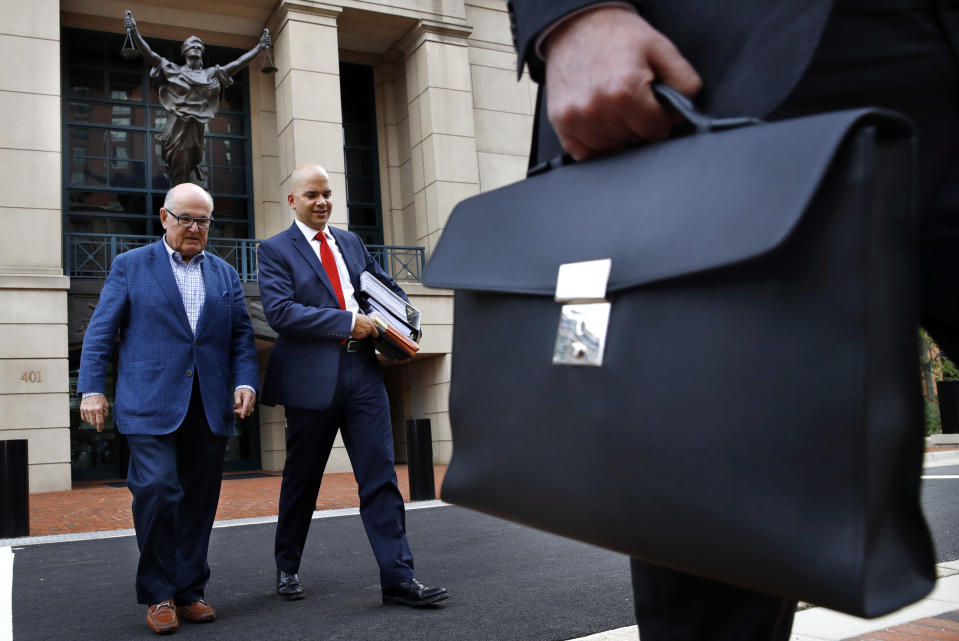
257, 224, 409, 410
77, 240, 259, 436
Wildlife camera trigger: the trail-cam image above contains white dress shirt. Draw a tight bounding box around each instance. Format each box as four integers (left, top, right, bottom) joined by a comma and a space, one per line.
294, 218, 358, 330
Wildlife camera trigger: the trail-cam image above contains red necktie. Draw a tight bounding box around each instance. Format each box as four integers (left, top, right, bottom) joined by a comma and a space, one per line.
315, 232, 346, 310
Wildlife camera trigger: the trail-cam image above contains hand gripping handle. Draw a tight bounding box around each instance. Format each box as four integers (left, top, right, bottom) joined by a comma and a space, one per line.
528, 83, 762, 176
651, 83, 761, 134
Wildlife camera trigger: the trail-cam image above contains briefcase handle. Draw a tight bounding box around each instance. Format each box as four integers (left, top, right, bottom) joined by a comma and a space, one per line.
651, 83, 762, 134
528, 84, 762, 177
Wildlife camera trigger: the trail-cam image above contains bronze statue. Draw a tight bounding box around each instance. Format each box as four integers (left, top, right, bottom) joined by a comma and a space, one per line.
123, 10, 272, 185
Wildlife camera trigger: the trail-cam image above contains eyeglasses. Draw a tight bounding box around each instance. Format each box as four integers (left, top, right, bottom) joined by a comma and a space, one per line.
167, 211, 214, 230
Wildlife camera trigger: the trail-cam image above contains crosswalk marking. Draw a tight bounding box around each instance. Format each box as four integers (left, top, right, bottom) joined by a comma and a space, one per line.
1, 546, 13, 641
922, 475, 959, 479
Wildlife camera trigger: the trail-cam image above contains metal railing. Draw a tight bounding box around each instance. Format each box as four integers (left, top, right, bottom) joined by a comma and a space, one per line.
205, 238, 260, 282
65, 233, 426, 283
367, 245, 426, 282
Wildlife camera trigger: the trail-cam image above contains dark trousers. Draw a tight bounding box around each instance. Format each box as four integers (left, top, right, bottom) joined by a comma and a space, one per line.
631, 561, 797, 641
126, 378, 228, 605
274, 345, 414, 587
630, 3, 959, 640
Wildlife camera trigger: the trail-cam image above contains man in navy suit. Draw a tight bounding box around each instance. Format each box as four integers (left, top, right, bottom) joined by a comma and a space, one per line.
257, 163, 447, 607
78, 182, 259, 634
509, 1, 959, 639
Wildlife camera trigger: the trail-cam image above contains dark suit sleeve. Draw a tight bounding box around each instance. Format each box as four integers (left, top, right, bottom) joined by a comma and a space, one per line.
77, 254, 130, 394
257, 239, 354, 340
227, 266, 259, 392
509, 0, 643, 80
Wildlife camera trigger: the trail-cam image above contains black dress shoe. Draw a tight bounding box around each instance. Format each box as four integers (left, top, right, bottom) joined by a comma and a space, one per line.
382, 578, 449, 607
276, 569, 304, 600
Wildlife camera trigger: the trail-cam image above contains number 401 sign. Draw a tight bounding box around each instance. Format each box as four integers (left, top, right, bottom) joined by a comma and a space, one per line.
20, 370, 42, 383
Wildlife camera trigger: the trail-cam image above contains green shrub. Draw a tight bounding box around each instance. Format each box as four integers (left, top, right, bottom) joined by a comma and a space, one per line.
944, 357, 959, 381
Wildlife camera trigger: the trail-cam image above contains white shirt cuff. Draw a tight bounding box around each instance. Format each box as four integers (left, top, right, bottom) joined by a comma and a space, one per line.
81, 392, 104, 398
234, 385, 256, 396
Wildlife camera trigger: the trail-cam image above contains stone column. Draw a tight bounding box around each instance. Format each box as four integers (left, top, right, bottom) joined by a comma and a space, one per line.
389, 21, 479, 464
249, 51, 284, 242
398, 21, 480, 258
464, 0, 536, 191
0, 0, 71, 492
247, 34, 285, 473
269, 1, 346, 227
258, 1, 349, 472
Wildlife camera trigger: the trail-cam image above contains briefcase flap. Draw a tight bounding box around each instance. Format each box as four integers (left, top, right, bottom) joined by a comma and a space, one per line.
423, 109, 913, 295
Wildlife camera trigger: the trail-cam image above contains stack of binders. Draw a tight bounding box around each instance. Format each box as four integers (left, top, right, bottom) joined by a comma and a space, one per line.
358, 272, 422, 360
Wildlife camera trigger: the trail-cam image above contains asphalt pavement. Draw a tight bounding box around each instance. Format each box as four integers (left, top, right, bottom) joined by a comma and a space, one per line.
920, 463, 959, 561
7, 453, 959, 641
10, 505, 635, 641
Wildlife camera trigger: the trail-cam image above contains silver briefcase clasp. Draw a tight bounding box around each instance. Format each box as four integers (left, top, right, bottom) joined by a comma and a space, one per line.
553, 259, 611, 367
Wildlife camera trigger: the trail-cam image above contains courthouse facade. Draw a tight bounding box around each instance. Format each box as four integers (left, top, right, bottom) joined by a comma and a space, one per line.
0, 0, 534, 492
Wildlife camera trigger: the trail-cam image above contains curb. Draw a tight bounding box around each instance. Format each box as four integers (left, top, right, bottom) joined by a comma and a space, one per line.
924, 448, 959, 468
791, 568, 959, 641
0, 500, 449, 548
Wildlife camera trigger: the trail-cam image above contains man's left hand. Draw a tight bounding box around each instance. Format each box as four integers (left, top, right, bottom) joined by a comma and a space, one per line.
234, 388, 256, 420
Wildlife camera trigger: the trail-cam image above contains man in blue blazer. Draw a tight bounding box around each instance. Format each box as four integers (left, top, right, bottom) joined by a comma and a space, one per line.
257, 163, 447, 607
510, 1, 959, 640
78, 182, 259, 634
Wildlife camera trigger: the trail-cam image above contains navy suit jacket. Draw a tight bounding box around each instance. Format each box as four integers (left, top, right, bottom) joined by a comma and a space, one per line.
77, 240, 260, 436
509, 0, 835, 160
257, 224, 409, 410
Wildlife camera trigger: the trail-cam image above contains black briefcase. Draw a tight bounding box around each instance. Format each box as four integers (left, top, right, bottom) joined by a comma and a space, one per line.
422, 92, 936, 618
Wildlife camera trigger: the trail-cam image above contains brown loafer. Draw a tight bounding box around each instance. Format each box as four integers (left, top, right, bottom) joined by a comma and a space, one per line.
146, 600, 178, 634
175, 600, 216, 623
